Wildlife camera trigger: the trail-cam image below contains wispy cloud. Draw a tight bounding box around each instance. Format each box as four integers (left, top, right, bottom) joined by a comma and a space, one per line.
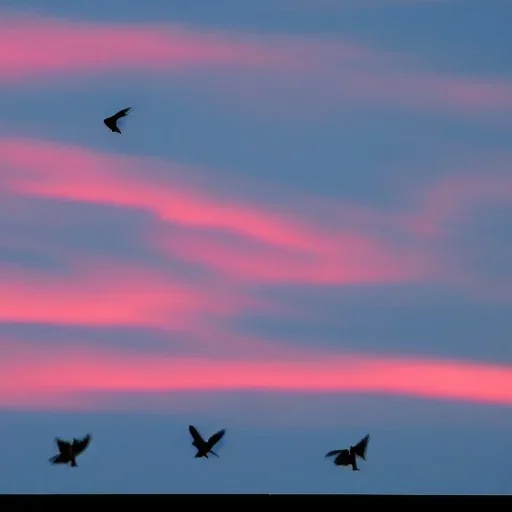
1, 136, 510, 298
152, 226, 429, 285
1, 339, 511, 409
0, 136, 436, 287
0, 259, 264, 329
0, 11, 372, 82
0, 133, 510, 417
207, 68, 512, 119
1, 11, 510, 116
406, 172, 512, 237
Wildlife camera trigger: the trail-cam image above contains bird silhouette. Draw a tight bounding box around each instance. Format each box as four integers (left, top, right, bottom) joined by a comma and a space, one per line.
103, 107, 132, 134
325, 434, 369, 471
188, 425, 226, 459
49, 433, 92, 467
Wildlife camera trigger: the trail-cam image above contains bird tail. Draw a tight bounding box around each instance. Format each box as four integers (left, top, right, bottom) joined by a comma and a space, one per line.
49, 455, 59, 464
210, 450, 219, 458
71, 458, 78, 467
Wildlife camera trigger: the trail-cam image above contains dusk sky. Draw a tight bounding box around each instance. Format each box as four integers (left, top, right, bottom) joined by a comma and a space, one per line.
0, 0, 511, 494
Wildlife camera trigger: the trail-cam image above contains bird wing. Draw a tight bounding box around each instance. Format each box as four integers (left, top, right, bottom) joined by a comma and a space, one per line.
189, 425, 205, 445
112, 107, 132, 121
325, 449, 342, 458
350, 434, 370, 460
55, 438, 70, 453
207, 429, 226, 448
71, 433, 92, 456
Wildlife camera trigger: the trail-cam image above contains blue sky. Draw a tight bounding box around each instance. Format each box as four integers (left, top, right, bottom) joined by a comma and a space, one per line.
0, 0, 511, 493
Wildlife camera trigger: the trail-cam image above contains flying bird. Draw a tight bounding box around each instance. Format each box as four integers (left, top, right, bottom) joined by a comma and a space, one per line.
188, 425, 226, 459
49, 433, 92, 467
103, 107, 132, 134
325, 434, 370, 471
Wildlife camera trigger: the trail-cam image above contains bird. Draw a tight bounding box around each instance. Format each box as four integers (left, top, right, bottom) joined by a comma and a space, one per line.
49, 433, 92, 467
188, 425, 226, 459
325, 434, 370, 471
103, 107, 132, 134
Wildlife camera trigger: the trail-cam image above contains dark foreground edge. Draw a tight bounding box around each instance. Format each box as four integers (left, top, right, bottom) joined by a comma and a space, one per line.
0, 494, 510, 505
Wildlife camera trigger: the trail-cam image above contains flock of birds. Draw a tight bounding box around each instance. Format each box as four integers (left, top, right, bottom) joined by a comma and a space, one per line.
50, 428, 371, 471
49, 107, 371, 473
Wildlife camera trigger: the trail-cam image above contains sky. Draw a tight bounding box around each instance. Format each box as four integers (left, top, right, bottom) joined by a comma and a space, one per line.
0, 0, 511, 494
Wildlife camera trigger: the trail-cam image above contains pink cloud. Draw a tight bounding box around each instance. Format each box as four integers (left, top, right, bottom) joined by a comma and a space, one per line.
0, 258, 267, 330
0, 137, 323, 252
152, 226, 432, 285
0, 11, 509, 115
0, 339, 511, 409
1, 135, 508, 298
0, 136, 435, 287
0, 11, 374, 83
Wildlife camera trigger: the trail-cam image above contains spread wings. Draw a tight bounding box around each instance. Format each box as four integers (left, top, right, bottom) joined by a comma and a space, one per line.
207, 429, 225, 448
350, 434, 370, 460
55, 438, 70, 453
189, 425, 205, 446
111, 107, 132, 121
71, 434, 92, 456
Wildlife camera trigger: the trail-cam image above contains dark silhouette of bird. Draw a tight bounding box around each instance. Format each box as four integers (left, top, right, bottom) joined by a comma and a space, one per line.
188, 425, 226, 459
49, 433, 92, 467
325, 434, 369, 471
103, 107, 132, 134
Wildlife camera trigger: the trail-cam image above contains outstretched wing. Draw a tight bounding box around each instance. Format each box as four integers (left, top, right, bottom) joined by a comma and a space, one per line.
71, 433, 92, 456
55, 438, 70, 453
325, 449, 342, 458
207, 429, 225, 448
112, 107, 132, 121
189, 425, 205, 446
350, 434, 370, 460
